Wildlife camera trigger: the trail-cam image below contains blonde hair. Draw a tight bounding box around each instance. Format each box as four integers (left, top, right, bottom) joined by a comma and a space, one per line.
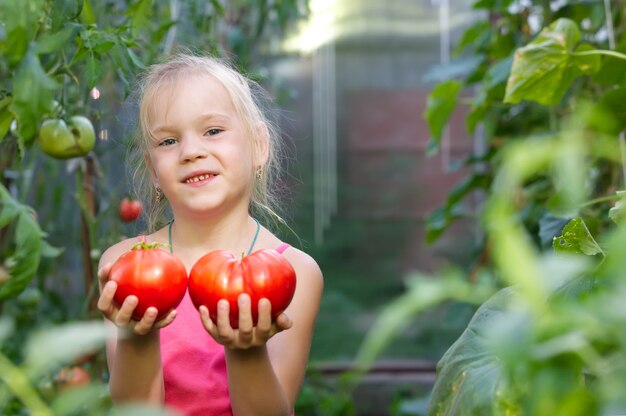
127, 53, 287, 232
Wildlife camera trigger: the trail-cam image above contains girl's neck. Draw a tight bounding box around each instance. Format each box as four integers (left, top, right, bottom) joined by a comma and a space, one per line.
167, 208, 258, 256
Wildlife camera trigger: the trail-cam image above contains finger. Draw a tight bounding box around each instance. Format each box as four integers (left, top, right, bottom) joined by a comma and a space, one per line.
256, 298, 273, 338
237, 294, 253, 344
114, 295, 138, 327
134, 307, 158, 335
199, 305, 216, 335
97, 281, 117, 312
216, 300, 234, 341
97, 263, 113, 290
274, 312, 293, 331
155, 309, 178, 329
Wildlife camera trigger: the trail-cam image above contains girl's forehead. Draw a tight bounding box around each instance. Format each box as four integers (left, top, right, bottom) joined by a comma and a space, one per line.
146, 73, 237, 121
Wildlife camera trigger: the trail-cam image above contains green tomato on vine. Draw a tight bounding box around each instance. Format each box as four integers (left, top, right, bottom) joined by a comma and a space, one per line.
37, 115, 96, 159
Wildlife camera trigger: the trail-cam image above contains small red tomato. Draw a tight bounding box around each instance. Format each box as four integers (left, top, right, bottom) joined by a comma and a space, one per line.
188, 249, 297, 328
109, 241, 188, 320
55, 366, 91, 391
119, 198, 143, 222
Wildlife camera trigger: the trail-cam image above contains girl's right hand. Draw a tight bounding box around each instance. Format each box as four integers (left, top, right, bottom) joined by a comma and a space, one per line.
97, 263, 177, 336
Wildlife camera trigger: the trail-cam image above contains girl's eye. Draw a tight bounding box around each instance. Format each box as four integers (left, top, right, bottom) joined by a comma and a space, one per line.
159, 138, 177, 146
206, 128, 222, 136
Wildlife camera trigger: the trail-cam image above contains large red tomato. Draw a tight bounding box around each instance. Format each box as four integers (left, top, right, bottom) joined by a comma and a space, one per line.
109, 242, 188, 320
188, 249, 297, 328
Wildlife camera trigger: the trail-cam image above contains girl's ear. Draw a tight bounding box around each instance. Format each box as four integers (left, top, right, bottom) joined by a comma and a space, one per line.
254, 122, 270, 167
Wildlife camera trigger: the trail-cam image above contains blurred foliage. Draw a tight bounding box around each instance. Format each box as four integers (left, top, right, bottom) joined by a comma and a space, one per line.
0, 0, 307, 413
349, 0, 626, 414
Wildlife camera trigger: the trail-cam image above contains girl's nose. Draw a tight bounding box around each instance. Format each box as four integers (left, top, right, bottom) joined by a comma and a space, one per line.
179, 135, 208, 162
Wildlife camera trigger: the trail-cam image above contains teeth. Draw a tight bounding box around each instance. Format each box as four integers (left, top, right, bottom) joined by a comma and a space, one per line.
185, 174, 212, 183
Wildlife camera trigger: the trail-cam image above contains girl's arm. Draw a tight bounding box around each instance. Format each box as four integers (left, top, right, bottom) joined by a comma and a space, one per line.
98, 246, 176, 405
200, 249, 323, 415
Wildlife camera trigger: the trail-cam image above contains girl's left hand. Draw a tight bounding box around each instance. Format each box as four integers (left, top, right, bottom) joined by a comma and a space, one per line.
199, 294, 292, 349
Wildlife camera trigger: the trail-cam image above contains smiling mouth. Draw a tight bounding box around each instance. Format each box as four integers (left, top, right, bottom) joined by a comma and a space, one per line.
184, 173, 216, 183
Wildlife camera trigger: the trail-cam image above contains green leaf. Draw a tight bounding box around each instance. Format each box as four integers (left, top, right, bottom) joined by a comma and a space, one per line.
453, 20, 491, 55
128, 0, 154, 38
126, 48, 146, 69
592, 38, 626, 87
553, 217, 604, 256
36, 23, 80, 54
426, 173, 490, 243
85, 53, 103, 88
0, 109, 13, 141
0, 184, 43, 301
8, 45, 58, 147
50, 0, 83, 32
423, 56, 484, 83
504, 18, 600, 106
209, 0, 225, 15
427, 288, 516, 415
23, 321, 107, 377
79, 0, 96, 25
424, 80, 463, 146
41, 239, 64, 258
587, 88, 626, 136
608, 191, 626, 224
472, 0, 514, 11
0, 0, 45, 65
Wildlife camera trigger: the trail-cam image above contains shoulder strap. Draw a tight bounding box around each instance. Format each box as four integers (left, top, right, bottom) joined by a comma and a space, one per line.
275, 242, 291, 254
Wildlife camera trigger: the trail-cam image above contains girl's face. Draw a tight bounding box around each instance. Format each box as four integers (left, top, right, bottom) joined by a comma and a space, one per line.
146, 73, 263, 217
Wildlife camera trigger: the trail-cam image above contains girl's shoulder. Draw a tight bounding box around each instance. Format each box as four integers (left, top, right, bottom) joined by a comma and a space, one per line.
98, 237, 140, 269
257, 228, 323, 285
276, 244, 324, 287
98, 228, 168, 269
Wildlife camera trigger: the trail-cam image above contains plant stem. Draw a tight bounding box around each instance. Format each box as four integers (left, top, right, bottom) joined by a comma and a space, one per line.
76, 157, 98, 317
580, 194, 620, 207
0, 353, 53, 416
571, 50, 626, 60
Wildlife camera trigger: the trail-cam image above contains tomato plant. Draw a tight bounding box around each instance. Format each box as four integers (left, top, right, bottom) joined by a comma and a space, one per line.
37, 115, 96, 159
119, 198, 143, 223
109, 241, 188, 320
188, 249, 297, 328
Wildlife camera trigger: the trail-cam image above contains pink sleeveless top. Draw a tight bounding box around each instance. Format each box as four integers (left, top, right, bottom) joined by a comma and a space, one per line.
160, 243, 291, 416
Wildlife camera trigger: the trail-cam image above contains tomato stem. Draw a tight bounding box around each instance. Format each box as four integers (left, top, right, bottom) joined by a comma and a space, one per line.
131, 240, 171, 251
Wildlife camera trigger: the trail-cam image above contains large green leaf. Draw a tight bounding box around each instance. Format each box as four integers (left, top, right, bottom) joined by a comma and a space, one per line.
427, 288, 515, 415
0, 0, 45, 65
553, 217, 604, 256
504, 18, 601, 106
8, 46, 58, 149
0, 184, 43, 301
424, 80, 463, 147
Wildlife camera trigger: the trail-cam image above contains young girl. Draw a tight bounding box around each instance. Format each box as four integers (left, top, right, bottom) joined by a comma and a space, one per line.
96, 54, 323, 416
